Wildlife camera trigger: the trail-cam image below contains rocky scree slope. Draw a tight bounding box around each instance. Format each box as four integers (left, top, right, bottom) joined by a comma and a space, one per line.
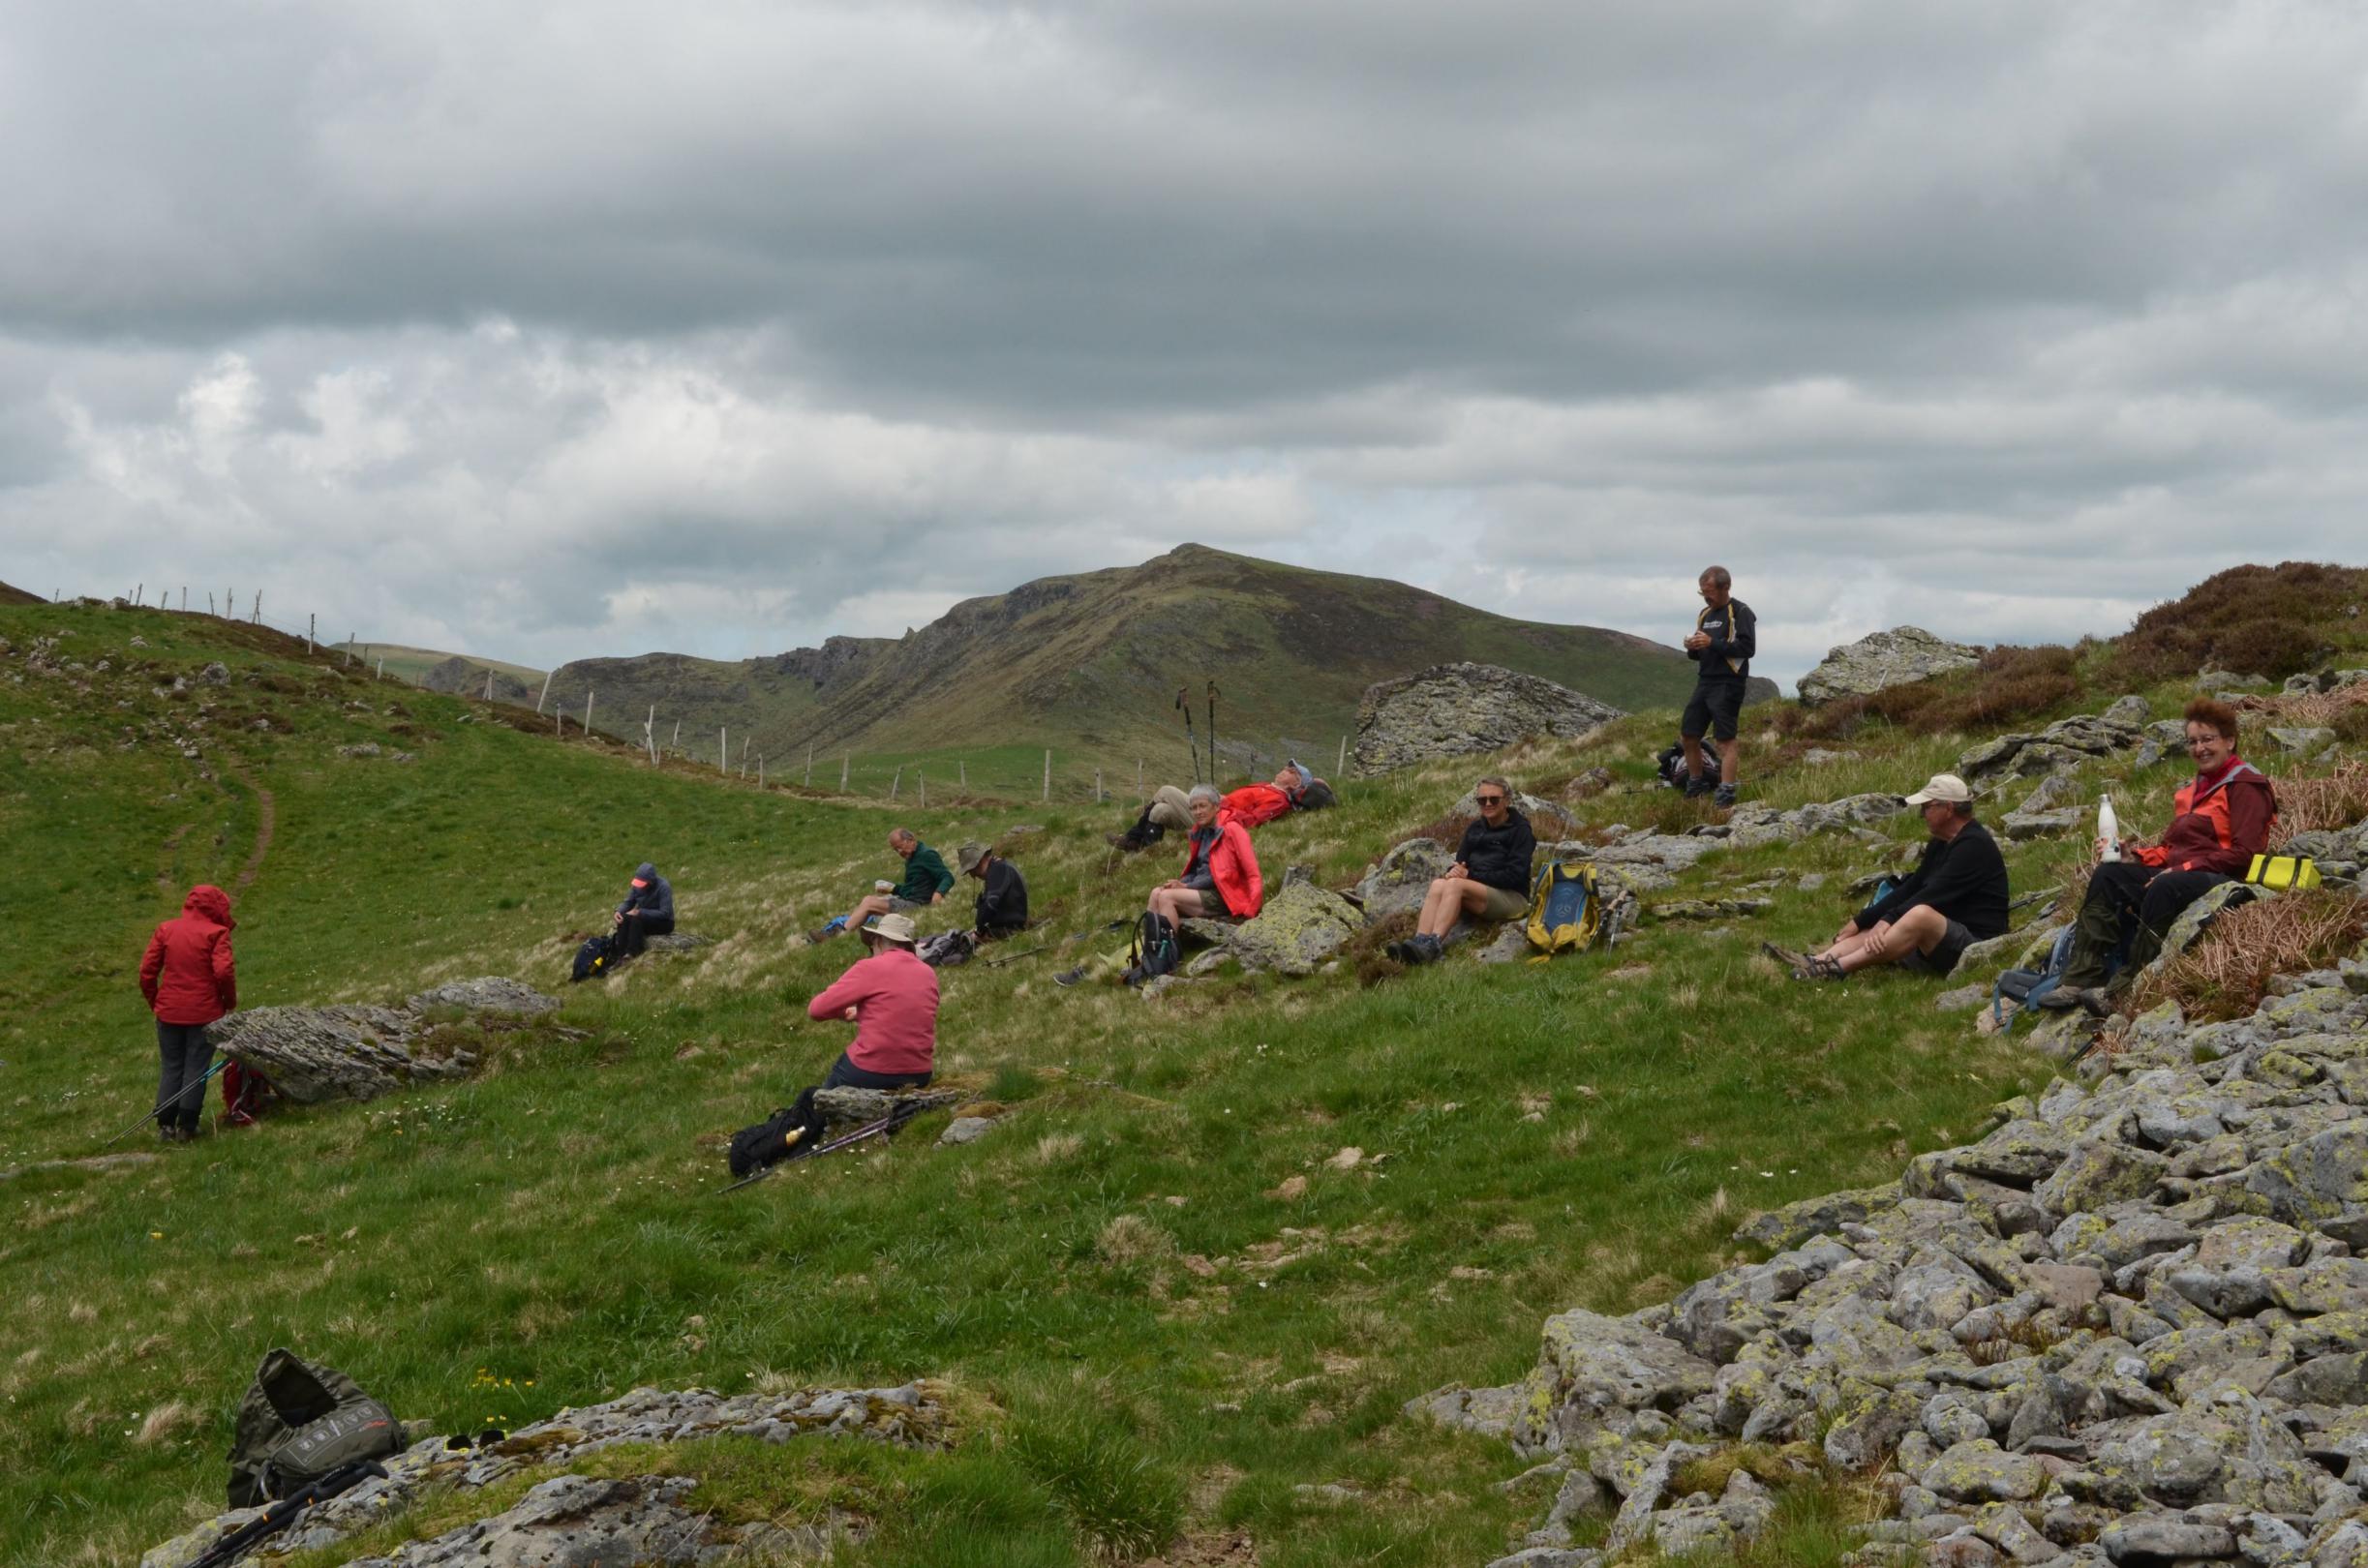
1418, 912, 2368, 1566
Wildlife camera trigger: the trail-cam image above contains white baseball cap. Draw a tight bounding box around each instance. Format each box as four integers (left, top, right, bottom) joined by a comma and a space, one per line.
1903, 773, 1973, 805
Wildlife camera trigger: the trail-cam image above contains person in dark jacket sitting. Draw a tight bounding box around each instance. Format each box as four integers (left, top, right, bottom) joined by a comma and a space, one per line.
614, 861, 675, 957
958, 842, 1029, 940
2037, 698, 2277, 1016
1391, 776, 1536, 965
1776, 773, 2009, 980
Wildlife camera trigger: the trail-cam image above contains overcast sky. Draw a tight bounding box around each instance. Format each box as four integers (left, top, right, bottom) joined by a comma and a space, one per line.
3, 1, 2365, 688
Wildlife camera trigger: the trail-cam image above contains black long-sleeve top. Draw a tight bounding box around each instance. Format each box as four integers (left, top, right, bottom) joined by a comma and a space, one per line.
972, 857, 1029, 935
1856, 819, 2009, 938
1457, 810, 1537, 893
1688, 599, 1757, 681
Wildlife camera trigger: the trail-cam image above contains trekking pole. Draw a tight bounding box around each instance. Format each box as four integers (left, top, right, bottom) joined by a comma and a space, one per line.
187, 1460, 387, 1568
1206, 680, 1220, 781
982, 944, 1050, 968
718, 1101, 929, 1194
103, 1058, 228, 1150
1175, 687, 1199, 783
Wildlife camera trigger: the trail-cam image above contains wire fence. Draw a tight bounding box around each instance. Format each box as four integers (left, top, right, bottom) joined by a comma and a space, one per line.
60, 584, 1347, 809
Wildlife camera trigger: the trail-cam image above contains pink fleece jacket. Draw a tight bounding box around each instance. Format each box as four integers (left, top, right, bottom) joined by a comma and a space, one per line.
806, 948, 940, 1076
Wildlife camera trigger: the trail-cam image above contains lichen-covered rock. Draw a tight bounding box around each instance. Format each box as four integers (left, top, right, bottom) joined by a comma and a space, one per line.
1957, 708, 2147, 783
1921, 1440, 2046, 1502
1352, 663, 1624, 777
408, 978, 562, 1016
1203, 870, 1366, 977
341, 1474, 740, 1568
1354, 838, 1457, 921
1798, 626, 1982, 708
204, 978, 565, 1102
1500, 1311, 1720, 1456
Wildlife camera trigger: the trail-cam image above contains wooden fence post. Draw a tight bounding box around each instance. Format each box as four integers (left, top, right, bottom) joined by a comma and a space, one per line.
377, 658, 384, 678
583, 690, 594, 738
252, 590, 261, 624
1043, 749, 1051, 802
719, 727, 728, 774
889, 766, 901, 800
841, 753, 850, 790
1337, 735, 1348, 775
918, 769, 926, 807
805, 745, 813, 786
208, 593, 217, 617
671, 719, 681, 756
1095, 769, 1103, 802
758, 756, 765, 789
644, 706, 656, 766
182, 587, 188, 612
958, 760, 966, 787
308, 614, 316, 653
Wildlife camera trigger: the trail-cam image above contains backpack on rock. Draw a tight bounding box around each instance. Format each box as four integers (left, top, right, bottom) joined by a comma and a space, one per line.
1524, 860, 1604, 956
226, 1349, 405, 1507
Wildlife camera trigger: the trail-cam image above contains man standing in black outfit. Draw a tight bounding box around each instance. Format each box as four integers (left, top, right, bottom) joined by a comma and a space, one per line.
1680, 565, 1756, 808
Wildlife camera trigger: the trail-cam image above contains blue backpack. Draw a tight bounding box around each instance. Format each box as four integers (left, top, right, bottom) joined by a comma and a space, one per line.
1991, 925, 2124, 1030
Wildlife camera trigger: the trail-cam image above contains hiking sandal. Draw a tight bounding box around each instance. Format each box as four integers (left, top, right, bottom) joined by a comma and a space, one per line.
1802, 954, 1847, 981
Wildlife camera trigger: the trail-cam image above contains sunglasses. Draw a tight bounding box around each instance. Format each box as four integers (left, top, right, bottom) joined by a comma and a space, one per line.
1474, 794, 1505, 804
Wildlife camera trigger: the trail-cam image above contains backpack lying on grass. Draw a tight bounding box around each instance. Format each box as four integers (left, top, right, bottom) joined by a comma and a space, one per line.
1656, 743, 1688, 789
227, 1349, 405, 1507
570, 932, 614, 983
1124, 911, 1181, 986
729, 1087, 827, 1178
917, 930, 977, 968
1525, 859, 1605, 956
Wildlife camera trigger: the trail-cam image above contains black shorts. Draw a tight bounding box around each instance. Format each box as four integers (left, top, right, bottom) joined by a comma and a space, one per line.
1682, 681, 1746, 743
1898, 918, 1975, 977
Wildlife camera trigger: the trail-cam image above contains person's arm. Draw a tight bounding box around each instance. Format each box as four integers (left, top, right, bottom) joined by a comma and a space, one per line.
1497, 819, 1537, 890
975, 864, 1021, 930
212, 931, 237, 1014
806, 967, 867, 1023
1708, 601, 1755, 664
650, 881, 675, 920
1900, 837, 1990, 921
1857, 854, 1929, 928
139, 928, 166, 1007
931, 853, 956, 899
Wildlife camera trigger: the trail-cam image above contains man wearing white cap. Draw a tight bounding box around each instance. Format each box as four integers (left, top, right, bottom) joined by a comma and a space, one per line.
1769, 772, 2010, 981
804, 913, 939, 1089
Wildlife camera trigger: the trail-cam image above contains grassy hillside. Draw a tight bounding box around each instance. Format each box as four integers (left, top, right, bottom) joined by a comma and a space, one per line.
5, 582, 2362, 1566
352, 643, 547, 690
542, 545, 1745, 780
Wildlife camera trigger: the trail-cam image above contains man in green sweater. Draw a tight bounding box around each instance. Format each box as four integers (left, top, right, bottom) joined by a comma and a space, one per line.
827, 828, 955, 940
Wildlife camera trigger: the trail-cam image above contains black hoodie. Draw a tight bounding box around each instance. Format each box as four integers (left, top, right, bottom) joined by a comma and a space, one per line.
620, 863, 674, 921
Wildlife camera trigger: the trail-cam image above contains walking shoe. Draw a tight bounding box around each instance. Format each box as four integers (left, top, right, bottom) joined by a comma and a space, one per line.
1761, 940, 1808, 972
1683, 774, 1715, 799
1713, 783, 1738, 808
1053, 965, 1088, 988
1408, 933, 1444, 965
2035, 985, 2107, 1015
156, 1122, 177, 1144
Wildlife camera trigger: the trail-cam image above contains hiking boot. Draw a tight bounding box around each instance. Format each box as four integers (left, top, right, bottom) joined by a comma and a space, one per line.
156, 1121, 177, 1144
2036, 985, 2107, 1016
1683, 774, 1715, 799
1713, 783, 1738, 808
1053, 965, 1088, 988
1407, 933, 1444, 965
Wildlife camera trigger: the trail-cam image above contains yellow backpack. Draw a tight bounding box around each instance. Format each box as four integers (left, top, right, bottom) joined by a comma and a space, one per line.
1525, 860, 1603, 956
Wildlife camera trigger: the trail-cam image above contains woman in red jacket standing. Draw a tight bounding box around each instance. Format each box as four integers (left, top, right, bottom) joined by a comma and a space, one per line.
138, 885, 237, 1142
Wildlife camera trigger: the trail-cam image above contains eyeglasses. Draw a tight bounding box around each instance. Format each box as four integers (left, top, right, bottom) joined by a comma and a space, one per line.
1473, 794, 1504, 804
2185, 736, 2225, 749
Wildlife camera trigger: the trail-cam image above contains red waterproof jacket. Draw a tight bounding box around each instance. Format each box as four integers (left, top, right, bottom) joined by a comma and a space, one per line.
2137, 757, 2277, 877
1184, 819, 1264, 919
140, 886, 238, 1026
1220, 782, 1296, 829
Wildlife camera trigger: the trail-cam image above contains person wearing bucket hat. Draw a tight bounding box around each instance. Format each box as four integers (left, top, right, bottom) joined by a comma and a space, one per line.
614, 862, 675, 958
805, 912, 938, 1089
1767, 772, 2009, 981
957, 842, 1029, 941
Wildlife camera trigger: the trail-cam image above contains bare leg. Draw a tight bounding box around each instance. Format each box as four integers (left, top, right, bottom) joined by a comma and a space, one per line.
1717, 739, 1740, 786
840, 893, 893, 931
1835, 908, 1946, 975
1681, 735, 1707, 781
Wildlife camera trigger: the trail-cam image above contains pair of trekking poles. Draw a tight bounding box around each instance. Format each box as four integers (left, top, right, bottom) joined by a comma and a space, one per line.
1175, 680, 1219, 783
101, 1057, 227, 1150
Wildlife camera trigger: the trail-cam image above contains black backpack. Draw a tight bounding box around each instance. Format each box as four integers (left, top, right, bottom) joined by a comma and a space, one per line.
570, 932, 613, 983
1294, 779, 1338, 811
227, 1350, 405, 1507
1657, 743, 1689, 788
729, 1087, 826, 1177
1125, 911, 1181, 986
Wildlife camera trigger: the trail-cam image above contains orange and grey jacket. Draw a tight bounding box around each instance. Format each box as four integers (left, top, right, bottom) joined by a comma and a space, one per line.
2138, 757, 2276, 878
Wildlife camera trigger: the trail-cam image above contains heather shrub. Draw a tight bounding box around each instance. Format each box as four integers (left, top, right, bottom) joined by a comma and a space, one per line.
2110, 561, 2368, 682
2125, 888, 2368, 1022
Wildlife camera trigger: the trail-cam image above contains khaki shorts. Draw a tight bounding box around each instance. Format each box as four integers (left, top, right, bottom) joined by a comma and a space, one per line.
1476, 884, 1529, 920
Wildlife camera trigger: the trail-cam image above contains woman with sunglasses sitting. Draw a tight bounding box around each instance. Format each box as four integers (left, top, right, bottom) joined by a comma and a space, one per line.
1390, 776, 1535, 965
2038, 697, 2277, 1015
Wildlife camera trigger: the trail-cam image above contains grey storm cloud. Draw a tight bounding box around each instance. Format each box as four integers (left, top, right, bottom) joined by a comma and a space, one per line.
2, 0, 2366, 682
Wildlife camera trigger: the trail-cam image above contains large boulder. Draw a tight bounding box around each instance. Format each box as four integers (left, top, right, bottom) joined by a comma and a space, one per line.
1355, 838, 1458, 921
1956, 708, 2147, 783
1797, 626, 1981, 708
1186, 869, 1366, 977
205, 979, 563, 1102
1351, 663, 1623, 777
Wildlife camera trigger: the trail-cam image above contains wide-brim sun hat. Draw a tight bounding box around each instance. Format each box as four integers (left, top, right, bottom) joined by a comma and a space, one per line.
956, 842, 988, 874
867, 913, 919, 945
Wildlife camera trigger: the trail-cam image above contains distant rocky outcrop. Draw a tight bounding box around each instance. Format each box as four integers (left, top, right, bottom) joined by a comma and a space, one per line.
1352, 663, 1624, 777
141, 1381, 950, 1568
1797, 626, 1983, 708
205, 979, 562, 1101
419, 655, 532, 703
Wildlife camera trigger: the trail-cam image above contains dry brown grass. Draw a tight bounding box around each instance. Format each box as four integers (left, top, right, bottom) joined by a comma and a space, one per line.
2269, 759, 2368, 844
2125, 888, 2368, 1021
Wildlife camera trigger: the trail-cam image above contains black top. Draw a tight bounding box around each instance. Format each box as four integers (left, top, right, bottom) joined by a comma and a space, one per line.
1457, 810, 1537, 893
1689, 599, 1756, 682
1857, 819, 2010, 939
973, 857, 1029, 935
619, 872, 674, 921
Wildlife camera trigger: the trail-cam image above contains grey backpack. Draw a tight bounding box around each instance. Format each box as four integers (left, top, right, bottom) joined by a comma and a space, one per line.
227, 1349, 404, 1506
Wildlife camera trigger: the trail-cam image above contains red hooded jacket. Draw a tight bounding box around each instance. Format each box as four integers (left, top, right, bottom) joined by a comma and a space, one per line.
140, 886, 238, 1026
1183, 819, 1264, 919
